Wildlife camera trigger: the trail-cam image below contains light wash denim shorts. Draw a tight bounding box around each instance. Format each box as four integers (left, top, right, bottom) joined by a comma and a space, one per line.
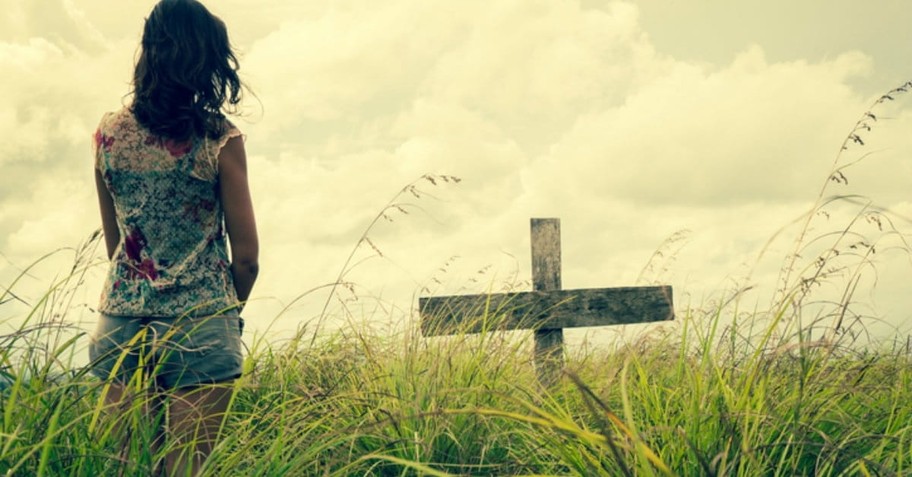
88, 314, 244, 389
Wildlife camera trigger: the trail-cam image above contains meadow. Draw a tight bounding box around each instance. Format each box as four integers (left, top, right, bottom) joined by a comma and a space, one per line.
2, 84, 912, 476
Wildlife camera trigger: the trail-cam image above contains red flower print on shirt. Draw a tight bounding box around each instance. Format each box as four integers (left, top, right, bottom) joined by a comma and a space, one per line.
143, 135, 192, 157
94, 129, 114, 152
124, 227, 147, 262
123, 228, 159, 280
137, 258, 159, 280
164, 138, 192, 157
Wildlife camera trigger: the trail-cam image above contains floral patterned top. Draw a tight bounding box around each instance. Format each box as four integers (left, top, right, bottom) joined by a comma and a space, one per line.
94, 107, 242, 317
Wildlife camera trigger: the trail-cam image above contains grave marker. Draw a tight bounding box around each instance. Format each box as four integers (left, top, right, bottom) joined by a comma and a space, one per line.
419, 218, 674, 385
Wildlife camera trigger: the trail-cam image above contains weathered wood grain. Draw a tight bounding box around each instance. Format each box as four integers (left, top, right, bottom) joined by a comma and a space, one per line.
531, 218, 562, 291
530, 218, 564, 386
419, 286, 674, 336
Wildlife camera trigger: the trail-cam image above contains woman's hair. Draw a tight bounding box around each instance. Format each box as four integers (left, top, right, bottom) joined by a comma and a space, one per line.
131, 0, 242, 141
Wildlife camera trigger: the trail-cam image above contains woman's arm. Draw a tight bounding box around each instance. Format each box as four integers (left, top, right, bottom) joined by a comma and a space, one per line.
218, 135, 259, 308
95, 169, 120, 260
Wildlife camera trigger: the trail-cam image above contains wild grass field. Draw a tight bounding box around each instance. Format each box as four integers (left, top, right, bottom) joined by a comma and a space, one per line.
2, 84, 912, 476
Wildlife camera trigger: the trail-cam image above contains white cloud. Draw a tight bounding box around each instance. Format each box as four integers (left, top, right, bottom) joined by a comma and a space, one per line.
4, 174, 95, 264
527, 47, 874, 206
242, 1, 472, 129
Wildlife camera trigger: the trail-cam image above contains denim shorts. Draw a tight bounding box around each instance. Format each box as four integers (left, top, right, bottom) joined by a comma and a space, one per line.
88, 314, 244, 390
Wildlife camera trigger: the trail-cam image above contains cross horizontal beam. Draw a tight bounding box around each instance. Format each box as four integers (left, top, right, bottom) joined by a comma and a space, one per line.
419, 285, 673, 336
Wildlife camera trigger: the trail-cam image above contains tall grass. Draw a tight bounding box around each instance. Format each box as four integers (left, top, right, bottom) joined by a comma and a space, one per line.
2, 83, 912, 475
3, 283, 911, 475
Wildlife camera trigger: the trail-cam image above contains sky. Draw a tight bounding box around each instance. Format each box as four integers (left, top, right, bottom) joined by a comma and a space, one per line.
1, 0, 911, 348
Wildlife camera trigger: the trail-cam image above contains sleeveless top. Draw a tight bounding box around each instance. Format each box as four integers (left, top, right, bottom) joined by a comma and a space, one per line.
94, 108, 242, 317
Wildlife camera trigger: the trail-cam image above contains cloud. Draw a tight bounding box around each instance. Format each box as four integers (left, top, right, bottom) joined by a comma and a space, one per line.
243, 1, 470, 128
420, 2, 661, 141
0, 1, 135, 261
526, 47, 875, 207
0, 0, 113, 56
5, 177, 94, 257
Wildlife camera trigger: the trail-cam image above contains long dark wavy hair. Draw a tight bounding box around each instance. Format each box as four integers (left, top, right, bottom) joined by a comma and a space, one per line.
131, 0, 243, 141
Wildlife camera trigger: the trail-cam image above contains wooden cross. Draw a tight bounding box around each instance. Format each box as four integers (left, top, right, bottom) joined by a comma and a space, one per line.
419, 218, 674, 386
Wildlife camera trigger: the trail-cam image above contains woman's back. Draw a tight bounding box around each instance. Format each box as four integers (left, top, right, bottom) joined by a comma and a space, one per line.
94, 107, 242, 317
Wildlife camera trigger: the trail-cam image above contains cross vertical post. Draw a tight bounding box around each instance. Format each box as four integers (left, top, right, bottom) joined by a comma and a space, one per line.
531, 218, 564, 386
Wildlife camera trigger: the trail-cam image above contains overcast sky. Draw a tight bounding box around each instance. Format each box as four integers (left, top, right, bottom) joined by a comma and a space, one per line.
2, 0, 911, 346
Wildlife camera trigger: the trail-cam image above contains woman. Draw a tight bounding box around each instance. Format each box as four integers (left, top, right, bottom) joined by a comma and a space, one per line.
89, 1, 258, 474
